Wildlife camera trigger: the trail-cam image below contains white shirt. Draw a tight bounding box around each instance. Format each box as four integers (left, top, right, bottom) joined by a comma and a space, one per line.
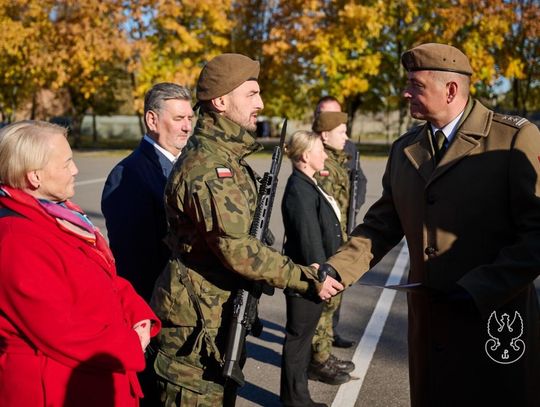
430, 109, 466, 145
143, 134, 178, 163
315, 183, 341, 222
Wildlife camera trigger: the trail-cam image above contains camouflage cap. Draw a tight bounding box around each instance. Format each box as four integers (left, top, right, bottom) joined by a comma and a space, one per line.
196, 53, 260, 101
401, 43, 473, 76
312, 111, 348, 133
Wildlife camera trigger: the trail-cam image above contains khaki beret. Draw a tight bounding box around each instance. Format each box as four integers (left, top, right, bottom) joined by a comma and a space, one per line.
312, 111, 348, 133
401, 43, 473, 76
196, 53, 260, 101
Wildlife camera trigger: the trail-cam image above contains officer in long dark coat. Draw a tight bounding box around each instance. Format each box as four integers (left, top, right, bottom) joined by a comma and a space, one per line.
320, 43, 540, 407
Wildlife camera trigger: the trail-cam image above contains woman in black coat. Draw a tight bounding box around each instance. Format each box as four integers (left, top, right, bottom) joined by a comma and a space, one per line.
280, 131, 346, 407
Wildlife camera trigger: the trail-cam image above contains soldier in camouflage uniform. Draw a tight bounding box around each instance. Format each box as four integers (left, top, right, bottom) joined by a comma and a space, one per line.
314, 96, 366, 350
150, 53, 343, 406
308, 112, 356, 383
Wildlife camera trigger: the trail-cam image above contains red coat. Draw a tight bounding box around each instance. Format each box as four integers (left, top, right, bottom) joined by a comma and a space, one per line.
0, 186, 161, 407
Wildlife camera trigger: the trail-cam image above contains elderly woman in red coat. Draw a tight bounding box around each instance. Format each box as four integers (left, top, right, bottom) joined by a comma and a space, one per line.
0, 120, 161, 406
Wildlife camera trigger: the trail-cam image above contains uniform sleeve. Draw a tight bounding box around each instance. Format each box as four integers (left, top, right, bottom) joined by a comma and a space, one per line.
458, 123, 540, 314
282, 182, 327, 265
0, 231, 146, 372
187, 177, 315, 292
327, 144, 404, 286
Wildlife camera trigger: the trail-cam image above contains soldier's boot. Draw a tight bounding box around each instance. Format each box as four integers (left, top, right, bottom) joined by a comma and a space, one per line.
327, 354, 355, 373
307, 359, 351, 385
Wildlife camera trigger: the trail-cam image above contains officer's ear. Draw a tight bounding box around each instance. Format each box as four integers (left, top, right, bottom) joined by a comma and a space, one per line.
446, 81, 458, 104
210, 95, 227, 113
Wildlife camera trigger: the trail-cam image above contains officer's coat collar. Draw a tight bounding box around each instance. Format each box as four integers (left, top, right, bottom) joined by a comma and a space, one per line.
403, 99, 492, 185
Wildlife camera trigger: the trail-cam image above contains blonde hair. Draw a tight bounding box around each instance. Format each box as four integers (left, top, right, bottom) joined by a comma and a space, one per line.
284, 130, 321, 163
0, 120, 68, 188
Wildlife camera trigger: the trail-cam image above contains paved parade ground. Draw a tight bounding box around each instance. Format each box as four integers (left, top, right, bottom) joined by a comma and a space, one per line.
71, 149, 540, 407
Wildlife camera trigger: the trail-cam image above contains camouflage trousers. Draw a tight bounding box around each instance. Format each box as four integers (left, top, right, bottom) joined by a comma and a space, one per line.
153, 325, 241, 407
311, 293, 342, 363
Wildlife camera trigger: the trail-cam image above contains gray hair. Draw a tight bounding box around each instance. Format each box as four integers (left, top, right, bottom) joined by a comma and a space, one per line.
144, 83, 192, 120
0, 120, 67, 189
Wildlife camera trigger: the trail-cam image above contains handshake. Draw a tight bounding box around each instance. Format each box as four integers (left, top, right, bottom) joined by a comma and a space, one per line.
312, 263, 344, 301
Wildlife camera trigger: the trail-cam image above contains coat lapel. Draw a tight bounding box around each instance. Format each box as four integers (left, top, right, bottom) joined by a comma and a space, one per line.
427, 101, 492, 187
403, 125, 436, 183
141, 137, 174, 178
403, 100, 492, 188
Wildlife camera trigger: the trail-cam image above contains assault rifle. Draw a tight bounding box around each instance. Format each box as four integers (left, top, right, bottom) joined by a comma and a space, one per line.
346, 149, 361, 235
222, 118, 287, 386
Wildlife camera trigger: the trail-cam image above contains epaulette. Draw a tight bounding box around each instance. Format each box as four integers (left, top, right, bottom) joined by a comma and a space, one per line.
493, 113, 529, 128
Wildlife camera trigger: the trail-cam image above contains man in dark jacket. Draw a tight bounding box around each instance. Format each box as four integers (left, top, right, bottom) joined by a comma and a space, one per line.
101, 83, 193, 302
320, 43, 540, 407
101, 83, 193, 406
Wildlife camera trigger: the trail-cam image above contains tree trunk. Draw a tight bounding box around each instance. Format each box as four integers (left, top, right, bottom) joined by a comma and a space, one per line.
30, 92, 37, 120
70, 111, 83, 148
137, 112, 145, 137
345, 95, 362, 142
92, 113, 98, 145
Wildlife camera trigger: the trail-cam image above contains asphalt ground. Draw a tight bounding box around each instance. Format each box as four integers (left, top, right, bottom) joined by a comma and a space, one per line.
71, 149, 540, 407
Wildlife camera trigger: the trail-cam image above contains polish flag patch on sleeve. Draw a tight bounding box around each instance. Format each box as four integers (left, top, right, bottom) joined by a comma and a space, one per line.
216, 167, 233, 178
319, 169, 330, 177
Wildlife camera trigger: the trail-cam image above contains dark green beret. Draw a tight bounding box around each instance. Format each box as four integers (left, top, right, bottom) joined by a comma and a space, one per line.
312, 111, 348, 133
196, 53, 260, 101
401, 43, 473, 76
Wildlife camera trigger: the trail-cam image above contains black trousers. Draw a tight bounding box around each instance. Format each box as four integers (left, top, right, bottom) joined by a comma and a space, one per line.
280, 293, 324, 406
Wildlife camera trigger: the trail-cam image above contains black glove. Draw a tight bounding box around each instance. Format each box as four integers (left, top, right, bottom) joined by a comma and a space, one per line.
317, 263, 339, 282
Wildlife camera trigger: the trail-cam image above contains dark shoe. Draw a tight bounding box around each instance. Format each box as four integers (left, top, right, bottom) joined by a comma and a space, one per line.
332, 335, 356, 348
308, 360, 351, 385
327, 354, 355, 373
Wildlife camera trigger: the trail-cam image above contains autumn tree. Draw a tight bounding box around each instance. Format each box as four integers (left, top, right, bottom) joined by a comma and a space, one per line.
128, 0, 233, 118
48, 0, 131, 145
495, 0, 540, 114
0, 0, 56, 122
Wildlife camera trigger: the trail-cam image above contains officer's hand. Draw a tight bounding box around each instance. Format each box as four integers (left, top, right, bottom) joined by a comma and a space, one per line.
318, 276, 343, 301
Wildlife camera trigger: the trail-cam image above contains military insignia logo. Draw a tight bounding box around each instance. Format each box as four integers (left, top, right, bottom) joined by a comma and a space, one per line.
319, 169, 330, 177
485, 310, 525, 364
216, 167, 233, 178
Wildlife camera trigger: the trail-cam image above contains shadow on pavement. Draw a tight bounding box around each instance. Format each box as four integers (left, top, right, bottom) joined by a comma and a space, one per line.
238, 381, 281, 406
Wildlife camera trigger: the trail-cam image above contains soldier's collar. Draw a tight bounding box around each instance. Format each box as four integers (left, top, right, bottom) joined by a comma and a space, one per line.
324, 144, 348, 161
197, 111, 262, 157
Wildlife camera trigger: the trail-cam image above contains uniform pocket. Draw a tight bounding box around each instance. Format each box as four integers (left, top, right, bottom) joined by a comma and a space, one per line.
151, 260, 198, 327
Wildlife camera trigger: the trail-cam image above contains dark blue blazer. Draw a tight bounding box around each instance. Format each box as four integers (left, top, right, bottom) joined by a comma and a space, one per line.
101, 138, 173, 301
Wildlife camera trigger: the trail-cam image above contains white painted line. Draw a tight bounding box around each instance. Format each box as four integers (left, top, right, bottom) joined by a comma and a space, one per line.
75, 177, 107, 186
332, 242, 410, 407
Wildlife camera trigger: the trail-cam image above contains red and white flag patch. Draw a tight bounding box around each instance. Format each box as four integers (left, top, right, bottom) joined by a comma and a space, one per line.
319, 169, 330, 177
216, 167, 233, 178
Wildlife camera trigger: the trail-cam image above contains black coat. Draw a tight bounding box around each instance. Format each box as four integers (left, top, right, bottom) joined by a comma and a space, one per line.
101, 138, 173, 302
282, 168, 343, 266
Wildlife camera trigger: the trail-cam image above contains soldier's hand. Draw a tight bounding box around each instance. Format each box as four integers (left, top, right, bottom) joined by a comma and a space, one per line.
318, 276, 343, 301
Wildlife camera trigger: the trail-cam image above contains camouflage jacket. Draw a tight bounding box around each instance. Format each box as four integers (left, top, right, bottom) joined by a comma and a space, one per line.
152, 112, 315, 335
315, 145, 350, 239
